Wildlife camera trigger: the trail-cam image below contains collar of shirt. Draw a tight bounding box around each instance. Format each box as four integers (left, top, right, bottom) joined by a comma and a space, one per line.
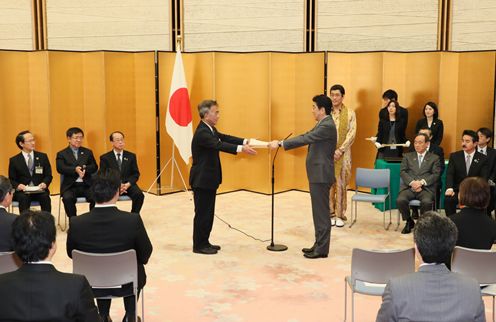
202, 120, 215, 134
95, 204, 117, 208
70, 147, 79, 155
479, 146, 487, 154
419, 262, 439, 267
316, 115, 330, 126
464, 151, 475, 159
0, 205, 6, 210
113, 150, 124, 158
417, 152, 426, 159
21, 150, 34, 162
28, 260, 53, 265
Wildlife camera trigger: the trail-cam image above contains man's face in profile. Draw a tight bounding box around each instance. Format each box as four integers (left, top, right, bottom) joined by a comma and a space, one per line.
204, 105, 220, 126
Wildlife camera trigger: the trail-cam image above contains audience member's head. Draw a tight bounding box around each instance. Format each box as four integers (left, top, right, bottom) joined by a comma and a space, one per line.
109, 131, 125, 151
66, 127, 84, 149
0, 175, 13, 207
418, 127, 433, 141
461, 130, 478, 153
414, 211, 457, 264
12, 210, 56, 263
312, 94, 332, 116
329, 84, 345, 108
386, 100, 400, 119
90, 168, 121, 204
15, 130, 35, 152
382, 89, 398, 107
477, 127, 493, 148
459, 177, 490, 210
423, 102, 439, 119
414, 133, 430, 154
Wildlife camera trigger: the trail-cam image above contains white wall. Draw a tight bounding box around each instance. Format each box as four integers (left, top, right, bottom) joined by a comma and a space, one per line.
0, 0, 33, 50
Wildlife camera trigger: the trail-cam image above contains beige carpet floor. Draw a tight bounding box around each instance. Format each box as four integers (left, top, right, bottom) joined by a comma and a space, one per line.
47, 190, 493, 322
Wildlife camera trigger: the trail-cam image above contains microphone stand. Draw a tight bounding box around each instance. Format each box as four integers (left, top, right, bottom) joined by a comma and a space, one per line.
267, 133, 291, 252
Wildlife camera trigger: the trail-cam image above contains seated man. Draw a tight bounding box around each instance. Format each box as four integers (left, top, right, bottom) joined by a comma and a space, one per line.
397, 133, 441, 234
0, 175, 16, 251
56, 127, 98, 217
9, 130, 52, 212
376, 211, 485, 322
67, 169, 153, 322
0, 210, 100, 321
99, 131, 144, 214
445, 130, 488, 216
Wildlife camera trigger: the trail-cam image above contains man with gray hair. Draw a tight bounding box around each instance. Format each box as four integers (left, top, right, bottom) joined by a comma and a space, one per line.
0, 175, 16, 251
376, 211, 485, 321
190, 99, 256, 255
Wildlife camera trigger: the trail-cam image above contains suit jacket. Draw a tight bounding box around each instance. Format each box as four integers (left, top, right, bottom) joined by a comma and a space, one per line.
56, 146, 98, 193
8, 151, 52, 191
428, 143, 445, 177
450, 207, 496, 249
376, 264, 485, 322
0, 207, 16, 252
283, 116, 337, 184
379, 105, 408, 126
482, 147, 496, 181
99, 150, 140, 185
415, 118, 444, 146
67, 206, 153, 289
376, 118, 407, 147
189, 121, 244, 190
0, 263, 101, 322
399, 151, 441, 194
446, 150, 488, 191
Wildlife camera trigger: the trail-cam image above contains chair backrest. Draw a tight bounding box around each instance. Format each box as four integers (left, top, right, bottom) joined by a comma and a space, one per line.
0, 252, 22, 274
355, 168, 390, 190
451, 246, 496, 284
351, 248, 415, 284
72, 249, 138, 291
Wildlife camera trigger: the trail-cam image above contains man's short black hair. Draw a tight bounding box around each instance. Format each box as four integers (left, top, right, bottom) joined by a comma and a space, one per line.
462, 129, 478, 143
477, 127, 493, 141
415, 133, 430, 143
0, 175, 13, 202
382, 89, 398, 101
414, 211, 457, 264
330, 84, 345, 95
66, 127, 84, 138
90, 169, 121, 203
109, 131, 125, 142
15, 130, 31, 150
312, 94, 332, 115
12, 210, 56, 263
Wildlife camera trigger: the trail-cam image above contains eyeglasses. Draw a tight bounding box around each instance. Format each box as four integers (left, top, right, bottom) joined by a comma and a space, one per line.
70, 135, 84, 140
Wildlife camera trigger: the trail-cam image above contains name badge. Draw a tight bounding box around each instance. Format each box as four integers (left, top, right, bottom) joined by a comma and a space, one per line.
35, 166, 43, 174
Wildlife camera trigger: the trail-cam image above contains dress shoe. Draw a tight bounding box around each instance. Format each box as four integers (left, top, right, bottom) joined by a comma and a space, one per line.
122, 314, 141, 322
302, 245, 315, 253
193, 247, 218, 255
208, 243, 221, 250
304, 251, 328, 259
401, 219, 415, 234
411, 208, 419, 220
100, 315, 112, 322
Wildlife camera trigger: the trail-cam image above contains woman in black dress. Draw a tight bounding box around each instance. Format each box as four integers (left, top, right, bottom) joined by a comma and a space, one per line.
415, 101, 444, 146
376, 100, 407, 159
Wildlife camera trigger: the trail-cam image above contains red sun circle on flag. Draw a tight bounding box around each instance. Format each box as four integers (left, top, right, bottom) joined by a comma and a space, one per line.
169, 88, 192, 126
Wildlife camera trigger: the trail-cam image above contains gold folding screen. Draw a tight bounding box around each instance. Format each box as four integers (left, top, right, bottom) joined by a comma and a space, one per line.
1, 50, 495, 196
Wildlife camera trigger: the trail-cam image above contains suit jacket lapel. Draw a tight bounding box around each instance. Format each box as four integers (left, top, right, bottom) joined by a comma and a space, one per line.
17, 153, 31, 176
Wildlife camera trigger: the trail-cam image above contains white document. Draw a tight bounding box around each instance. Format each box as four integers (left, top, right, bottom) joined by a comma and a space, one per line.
248, 138, 269, 149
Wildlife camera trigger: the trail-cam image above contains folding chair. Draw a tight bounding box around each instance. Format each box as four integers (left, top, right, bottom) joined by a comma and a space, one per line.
349, 168, 391, 229
9, 200, 41, 214
72, 249, 144, 321
344, 248, 415, 322
451, 246, 496, 322
0, 252, 22, 274
57, 174, 88, 231
398, 178, 437, 230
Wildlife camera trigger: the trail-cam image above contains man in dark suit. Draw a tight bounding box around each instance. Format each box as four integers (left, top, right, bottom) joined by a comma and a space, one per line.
376, 212, 484, 322
445, 130, 488, 216
477, 127, 496, 215
8, 130, 52, 212
269, 94, 337, 259
0, 175, 16, 252
56, 127, 98, 217
0, 210, 101, 322
190, 99, 257, 255
397, 133, 441, 234
67, 169, 153, 322
99, 131, 144, 214
378, 89, 408, 124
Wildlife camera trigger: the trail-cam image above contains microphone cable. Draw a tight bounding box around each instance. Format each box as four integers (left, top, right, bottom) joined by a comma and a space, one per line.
214, 214, 271, 243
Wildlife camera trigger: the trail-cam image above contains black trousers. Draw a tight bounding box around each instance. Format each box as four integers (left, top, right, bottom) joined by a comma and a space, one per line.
397, 189, 434, 221
444, 192, 459, 216
123, 184, 145, 214
192, 188, 217, 250
14, 190, 51, 213
62, 183, 95, 217
93, 283, 141, 316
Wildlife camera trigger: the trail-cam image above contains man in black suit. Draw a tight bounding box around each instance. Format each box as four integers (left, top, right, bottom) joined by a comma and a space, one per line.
56, 127, 98, 217
8, 130, 52, 212
0, 175, 16, 252
190, 99, 256, 255
99, 131, 144, 214
0, 210, 100, 322
445, 130, 488, 216
378, 89, 408, 124
67, 169, 153, 322
477, 127, 496, 215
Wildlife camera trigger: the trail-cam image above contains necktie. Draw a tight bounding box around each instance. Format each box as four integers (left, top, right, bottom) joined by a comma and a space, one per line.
418, 154, 423, 168
481, 149, 486, 155
73, 150, 78, 160
117, 153, 122, 170
466, 154, 471, 175
27, 154, 33, 176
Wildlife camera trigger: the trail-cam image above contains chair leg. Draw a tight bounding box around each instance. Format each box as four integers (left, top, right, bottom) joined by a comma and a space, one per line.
344, 279, 347, 322
492, 295, 494, 322
351, 290, 355, 322
142, 288, 145, 322
349, 201, 357, 228
57, 196, 67, 231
